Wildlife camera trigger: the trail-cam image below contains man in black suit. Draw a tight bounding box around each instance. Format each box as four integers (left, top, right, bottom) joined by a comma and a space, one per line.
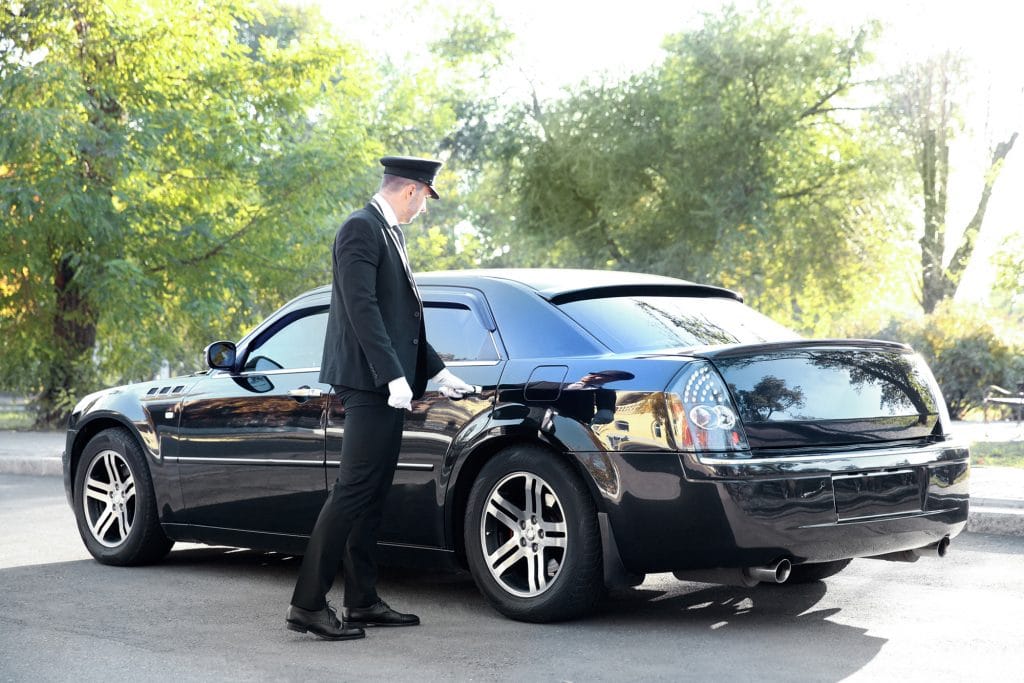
286, 156, 475, 641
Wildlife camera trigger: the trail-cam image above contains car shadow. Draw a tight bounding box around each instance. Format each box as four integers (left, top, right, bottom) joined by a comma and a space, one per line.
155, 546, 885, 679
1, 545, 888, 681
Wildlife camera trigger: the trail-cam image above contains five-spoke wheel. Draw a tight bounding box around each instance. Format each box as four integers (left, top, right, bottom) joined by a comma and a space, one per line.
465, 445, 604, 622
480, 471, 569, 597
82, 449, 137, 547
73, 427, 172, 565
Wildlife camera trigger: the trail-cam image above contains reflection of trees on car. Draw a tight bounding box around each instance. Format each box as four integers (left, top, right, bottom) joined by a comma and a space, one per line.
731, 375, 805, 421
807, 351, 932, 421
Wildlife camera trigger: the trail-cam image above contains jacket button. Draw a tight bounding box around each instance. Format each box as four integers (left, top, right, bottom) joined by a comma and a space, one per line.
412, 338, 419, 345
413, 310, 421, 318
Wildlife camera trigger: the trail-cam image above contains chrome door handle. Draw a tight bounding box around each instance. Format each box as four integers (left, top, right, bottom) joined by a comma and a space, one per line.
288, 387, 324, 398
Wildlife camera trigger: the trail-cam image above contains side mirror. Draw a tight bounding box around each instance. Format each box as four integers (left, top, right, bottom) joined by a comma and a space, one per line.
204, 341, 236, 370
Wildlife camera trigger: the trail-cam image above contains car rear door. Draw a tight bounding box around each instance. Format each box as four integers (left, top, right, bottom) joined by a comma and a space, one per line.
367, 286, 505, 548
176, 307, 330, 536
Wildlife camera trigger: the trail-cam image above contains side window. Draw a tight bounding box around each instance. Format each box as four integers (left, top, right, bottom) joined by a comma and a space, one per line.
244, 310, 328, 372
424, 303, 499, 363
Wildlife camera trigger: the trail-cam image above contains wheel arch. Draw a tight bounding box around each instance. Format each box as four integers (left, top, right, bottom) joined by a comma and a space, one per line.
69, 416, 146, 497
444, 429, 607, 567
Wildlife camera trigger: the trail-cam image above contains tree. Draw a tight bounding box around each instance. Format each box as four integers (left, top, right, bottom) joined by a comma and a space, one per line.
497, 3, 908, 334
884, 52, 1019, 313
0, 0, 382, 425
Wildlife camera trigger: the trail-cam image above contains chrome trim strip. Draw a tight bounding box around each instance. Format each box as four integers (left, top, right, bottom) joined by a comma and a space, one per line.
209, 368, 321, 378
443, 360, 501, 367
176, 457, 324, 466
696, 442, 968, 467
324, 461, 434, 471
397, 463, 435, 471
833, 468, 915, 480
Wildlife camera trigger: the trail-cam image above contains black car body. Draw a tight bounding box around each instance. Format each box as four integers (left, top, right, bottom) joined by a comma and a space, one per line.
63, 269, 969, 622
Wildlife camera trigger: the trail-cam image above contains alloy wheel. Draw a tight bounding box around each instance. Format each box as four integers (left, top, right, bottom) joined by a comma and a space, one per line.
81, 449, 136, 548
480, 471, 568, 597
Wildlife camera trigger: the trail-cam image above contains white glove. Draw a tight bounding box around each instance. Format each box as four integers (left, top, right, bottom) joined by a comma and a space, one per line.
432, 368, 476, 399
387, 376, 413, 410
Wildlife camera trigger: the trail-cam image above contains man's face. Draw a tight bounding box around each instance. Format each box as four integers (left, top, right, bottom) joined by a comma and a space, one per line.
396, 182, 431, 224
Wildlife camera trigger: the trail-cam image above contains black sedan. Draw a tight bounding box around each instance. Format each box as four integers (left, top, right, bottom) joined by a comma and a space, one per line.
63, 269, 969, 622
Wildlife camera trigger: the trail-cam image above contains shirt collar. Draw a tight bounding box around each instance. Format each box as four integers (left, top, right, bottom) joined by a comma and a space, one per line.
371, 192, 400, 228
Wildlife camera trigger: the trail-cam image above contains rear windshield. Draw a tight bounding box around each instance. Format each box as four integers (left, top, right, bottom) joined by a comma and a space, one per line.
557, 296, 800, 352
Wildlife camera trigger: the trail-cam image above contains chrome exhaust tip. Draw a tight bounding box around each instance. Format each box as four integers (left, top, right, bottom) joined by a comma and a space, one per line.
866, 536, 951, 563
916, 536, 950, 558
673, 559, 792, 587
744, 558, 791, 584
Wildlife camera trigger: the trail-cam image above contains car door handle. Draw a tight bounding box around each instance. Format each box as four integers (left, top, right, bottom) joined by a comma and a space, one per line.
288, 387, 323, 399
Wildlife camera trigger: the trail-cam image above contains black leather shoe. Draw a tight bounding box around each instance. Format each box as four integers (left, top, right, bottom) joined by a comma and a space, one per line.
343, 600, 420, 627
286, 603, 366, 640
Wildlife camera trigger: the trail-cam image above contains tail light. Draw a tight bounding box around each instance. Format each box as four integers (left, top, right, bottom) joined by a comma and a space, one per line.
666, 361, 750, 456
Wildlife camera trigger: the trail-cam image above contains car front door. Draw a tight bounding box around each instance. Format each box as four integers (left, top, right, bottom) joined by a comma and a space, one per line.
177, 307, 330, 536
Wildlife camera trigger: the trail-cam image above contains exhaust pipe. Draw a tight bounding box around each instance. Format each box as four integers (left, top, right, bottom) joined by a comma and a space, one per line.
674, 558, 791, 587
744, 558, 791, 584
867, 536, 951, 563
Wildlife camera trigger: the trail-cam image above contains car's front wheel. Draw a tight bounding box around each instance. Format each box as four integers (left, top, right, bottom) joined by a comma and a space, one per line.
73, 427, 173, 565
464, 445, 604, 622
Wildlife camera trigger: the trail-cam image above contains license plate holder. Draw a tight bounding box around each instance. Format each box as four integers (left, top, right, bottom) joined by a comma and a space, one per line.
832, 469, 923, 521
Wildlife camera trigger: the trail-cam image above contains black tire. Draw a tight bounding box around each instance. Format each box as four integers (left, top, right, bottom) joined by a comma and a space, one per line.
73, 427, 173, 565
786, 559, 852, 583
464, 445, 604, 622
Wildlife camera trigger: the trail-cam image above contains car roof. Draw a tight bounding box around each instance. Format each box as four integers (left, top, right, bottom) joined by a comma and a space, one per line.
296, 268, 741, 305
417, 269, 742, 303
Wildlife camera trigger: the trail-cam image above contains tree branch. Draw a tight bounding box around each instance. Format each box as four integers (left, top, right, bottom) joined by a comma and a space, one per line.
946, 131, 1019, 287
144, 208, 267, 274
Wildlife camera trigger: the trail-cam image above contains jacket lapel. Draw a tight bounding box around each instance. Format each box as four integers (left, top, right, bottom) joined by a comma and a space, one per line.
365, 202, 420, 302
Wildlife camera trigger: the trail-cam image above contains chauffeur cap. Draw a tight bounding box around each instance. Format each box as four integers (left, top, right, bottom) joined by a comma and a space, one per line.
380, 156, 443, 199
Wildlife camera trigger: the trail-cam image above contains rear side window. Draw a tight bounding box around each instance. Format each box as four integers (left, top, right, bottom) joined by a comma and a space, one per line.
424, 304, 500, 362
557, 296, 799, 352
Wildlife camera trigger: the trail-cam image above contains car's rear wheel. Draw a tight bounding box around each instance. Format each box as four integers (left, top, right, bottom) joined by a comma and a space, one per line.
785, 559, 852, 583
73, 427, 172, 565
464, 445, 604, 622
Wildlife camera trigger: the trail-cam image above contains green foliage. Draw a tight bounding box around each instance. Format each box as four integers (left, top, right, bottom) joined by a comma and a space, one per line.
0, 0, 389, 422
492, 2, 913, 334
970, 441, 1024, 469
992, 231, 1024, 316
874, 303, 1022, 419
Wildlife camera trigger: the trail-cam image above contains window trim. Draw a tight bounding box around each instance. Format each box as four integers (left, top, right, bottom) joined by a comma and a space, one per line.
421, 286, 507, 363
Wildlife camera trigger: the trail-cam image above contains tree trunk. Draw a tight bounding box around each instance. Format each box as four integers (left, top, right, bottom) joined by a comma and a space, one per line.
920, 128, 951, 314
35, 253, 98, 428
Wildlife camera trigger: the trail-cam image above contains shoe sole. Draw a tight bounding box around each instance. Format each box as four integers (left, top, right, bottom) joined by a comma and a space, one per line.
286, 620, 366, 640
345, 620, 420, 628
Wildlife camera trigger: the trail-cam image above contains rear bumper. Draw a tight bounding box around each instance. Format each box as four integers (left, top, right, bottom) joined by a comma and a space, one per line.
591, 441, 969, 573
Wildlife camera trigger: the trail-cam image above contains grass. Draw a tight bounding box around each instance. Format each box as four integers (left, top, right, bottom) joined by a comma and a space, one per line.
0, 410, 33, 430
971, 441, 1024, 469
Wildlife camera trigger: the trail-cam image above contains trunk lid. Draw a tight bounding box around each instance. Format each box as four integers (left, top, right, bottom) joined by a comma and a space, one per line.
695, 340, 945, 450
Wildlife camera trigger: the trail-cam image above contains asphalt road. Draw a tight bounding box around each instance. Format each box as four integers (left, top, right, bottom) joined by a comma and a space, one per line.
2, 474, 1023, 682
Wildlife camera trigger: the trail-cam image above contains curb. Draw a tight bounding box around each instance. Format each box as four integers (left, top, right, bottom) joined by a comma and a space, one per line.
966, 506, 1024, 536
0, 457, 62, 477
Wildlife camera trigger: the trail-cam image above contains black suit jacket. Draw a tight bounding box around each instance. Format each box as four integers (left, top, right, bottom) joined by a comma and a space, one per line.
319, 202, 445, 397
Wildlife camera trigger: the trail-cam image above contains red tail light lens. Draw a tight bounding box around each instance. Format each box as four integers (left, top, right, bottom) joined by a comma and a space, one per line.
666, 361, 750, 455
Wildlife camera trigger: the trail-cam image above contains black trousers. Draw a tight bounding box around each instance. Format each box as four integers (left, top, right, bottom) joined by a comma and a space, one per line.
290, 387, 404, 610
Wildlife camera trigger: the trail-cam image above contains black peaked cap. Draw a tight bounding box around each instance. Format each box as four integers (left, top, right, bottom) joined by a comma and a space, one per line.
380, 156, 442, 199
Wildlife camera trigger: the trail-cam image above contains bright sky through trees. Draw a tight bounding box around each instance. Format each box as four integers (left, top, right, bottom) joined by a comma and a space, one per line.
299, 0, 1023, 303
